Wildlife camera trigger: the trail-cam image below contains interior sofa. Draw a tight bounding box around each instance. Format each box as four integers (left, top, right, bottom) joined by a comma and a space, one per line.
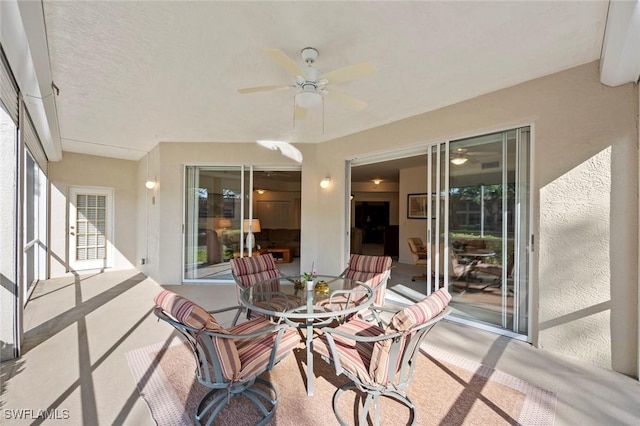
255, 228, 301, 257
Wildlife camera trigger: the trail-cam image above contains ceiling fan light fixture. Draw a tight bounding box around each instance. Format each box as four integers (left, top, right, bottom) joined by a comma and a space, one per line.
450, 156, 468, 166
295, 91, 322, 108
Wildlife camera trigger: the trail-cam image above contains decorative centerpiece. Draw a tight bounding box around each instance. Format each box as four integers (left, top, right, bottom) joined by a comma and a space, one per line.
302, 264, 317, 291
314, 280, 329, 294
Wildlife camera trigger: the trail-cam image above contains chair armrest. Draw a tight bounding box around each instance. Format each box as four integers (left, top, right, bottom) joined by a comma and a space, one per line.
320, 306, 452, 343
320, 326, 402, 343
328, 288, 369, 305
154, 306, 290, 340
206, 322, 290, 340
208, 305, 246, 315
250, 290, 296, 312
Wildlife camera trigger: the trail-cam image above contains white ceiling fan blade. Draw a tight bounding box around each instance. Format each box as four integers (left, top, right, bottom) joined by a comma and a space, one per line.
263, 48, 304, 77
237, 85, 291, 94
319, 62, 376, 85
326, 87, 367, 111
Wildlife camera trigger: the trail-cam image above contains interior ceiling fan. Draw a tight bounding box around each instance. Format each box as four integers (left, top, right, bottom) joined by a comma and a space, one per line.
237, 47, 376, 118
450, 148, 497, 165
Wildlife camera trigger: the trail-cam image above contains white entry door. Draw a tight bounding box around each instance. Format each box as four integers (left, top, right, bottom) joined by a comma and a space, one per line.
69, 187, 114, 271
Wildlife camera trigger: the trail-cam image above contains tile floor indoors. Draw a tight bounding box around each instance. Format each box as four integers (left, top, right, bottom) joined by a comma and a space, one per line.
1, 269, 639, 425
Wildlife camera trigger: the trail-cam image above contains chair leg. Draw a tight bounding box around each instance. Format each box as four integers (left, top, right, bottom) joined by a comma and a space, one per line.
332, 382, 417, 426
195, 378, 278, 426
333, 382, 356, 426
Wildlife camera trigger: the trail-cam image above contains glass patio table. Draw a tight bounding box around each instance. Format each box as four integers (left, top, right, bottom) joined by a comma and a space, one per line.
240, 274, 373, 396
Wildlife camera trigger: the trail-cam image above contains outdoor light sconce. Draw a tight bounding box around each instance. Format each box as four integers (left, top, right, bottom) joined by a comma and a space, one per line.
145, 180, 157, 189
320, 177, 331, 189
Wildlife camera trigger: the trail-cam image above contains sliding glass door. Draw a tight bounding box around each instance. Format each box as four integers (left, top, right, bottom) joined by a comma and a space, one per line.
349, 125, 531, 338
183, 166, 302, 282
184, 166, 246, 281
445, 127, 530, 335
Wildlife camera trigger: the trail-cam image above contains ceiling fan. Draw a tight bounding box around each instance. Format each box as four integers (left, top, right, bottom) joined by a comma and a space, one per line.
237, 47, 376, 118
450, 148, 497, 165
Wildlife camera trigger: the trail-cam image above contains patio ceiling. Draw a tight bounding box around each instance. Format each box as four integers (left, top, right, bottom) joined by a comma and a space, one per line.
39, 1, 612, 161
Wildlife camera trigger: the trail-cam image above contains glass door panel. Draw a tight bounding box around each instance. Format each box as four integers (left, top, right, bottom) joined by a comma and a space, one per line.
184, 166, 304, 281
184, 167, 243, 280
446, 127, 529, 335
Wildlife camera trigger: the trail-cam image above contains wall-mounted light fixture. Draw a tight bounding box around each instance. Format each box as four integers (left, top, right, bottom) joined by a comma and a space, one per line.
256, 189, 265, 195
372, 179, 382, 186
320, 177, 331, 189
145, 180, 157, 189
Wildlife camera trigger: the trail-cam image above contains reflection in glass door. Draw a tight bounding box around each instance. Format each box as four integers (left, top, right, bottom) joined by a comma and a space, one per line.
183, 166, 302, 282
184, 166, 245, 280
446, 127, 530, 335
419, 128, 530, 336
23, 149, 47, 302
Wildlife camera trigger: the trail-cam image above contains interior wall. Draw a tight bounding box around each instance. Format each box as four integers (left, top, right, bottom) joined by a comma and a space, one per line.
253, 190, 301, 229
399, 166, 428, 264
314, 61, 638, 377
49, 152, 138, 277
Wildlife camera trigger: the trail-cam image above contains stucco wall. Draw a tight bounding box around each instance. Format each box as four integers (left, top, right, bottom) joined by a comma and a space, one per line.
49, 152, 138, 276
312, 61, 637, 376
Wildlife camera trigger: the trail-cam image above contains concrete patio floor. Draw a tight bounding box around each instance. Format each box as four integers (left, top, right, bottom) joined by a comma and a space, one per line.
1, 269, 638, 425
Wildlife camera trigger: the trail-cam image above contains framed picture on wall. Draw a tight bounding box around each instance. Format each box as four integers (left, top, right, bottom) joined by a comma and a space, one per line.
407, 193, 428, 219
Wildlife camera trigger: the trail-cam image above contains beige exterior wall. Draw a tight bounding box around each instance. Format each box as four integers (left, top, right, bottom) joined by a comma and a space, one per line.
49, 152, 138, 276
312, 61, 638, 376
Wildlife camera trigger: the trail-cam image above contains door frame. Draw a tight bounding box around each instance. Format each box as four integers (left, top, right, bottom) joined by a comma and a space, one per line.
68, 186, 114, 271
346, 124, 534, 341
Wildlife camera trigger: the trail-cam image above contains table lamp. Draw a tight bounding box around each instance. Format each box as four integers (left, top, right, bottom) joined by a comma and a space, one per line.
243, 218, 261, 251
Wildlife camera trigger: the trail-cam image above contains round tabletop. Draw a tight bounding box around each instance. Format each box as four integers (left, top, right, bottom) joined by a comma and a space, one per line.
240, 274, 373, 320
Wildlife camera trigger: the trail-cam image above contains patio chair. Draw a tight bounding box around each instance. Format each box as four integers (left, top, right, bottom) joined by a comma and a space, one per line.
229, 253, 300, 325
339, 254, 392, 306
314, 288, 452, 426
407, 237, 428, 281
153, 290, 300, 426
474, 253, 515, 293
408, 238, 470, 283
324, 254, 392, 325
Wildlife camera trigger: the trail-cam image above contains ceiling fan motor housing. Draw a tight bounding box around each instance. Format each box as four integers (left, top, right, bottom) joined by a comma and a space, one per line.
301, 47, 319, 64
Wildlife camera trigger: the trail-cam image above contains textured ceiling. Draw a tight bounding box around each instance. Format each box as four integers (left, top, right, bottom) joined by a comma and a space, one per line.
42, 1, 608, 161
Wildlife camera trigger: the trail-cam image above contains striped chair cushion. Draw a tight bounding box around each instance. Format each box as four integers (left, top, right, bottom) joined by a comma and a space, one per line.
153, 290, 225, 332
251, 295, 301, 314
154, 290, 241, 381
233, 320, 301, 380
343, 254, 392, 305
314, 318, 384, 386
230, 254, 281, 292
390, 288, 451, 332
369, 288, 451, 384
